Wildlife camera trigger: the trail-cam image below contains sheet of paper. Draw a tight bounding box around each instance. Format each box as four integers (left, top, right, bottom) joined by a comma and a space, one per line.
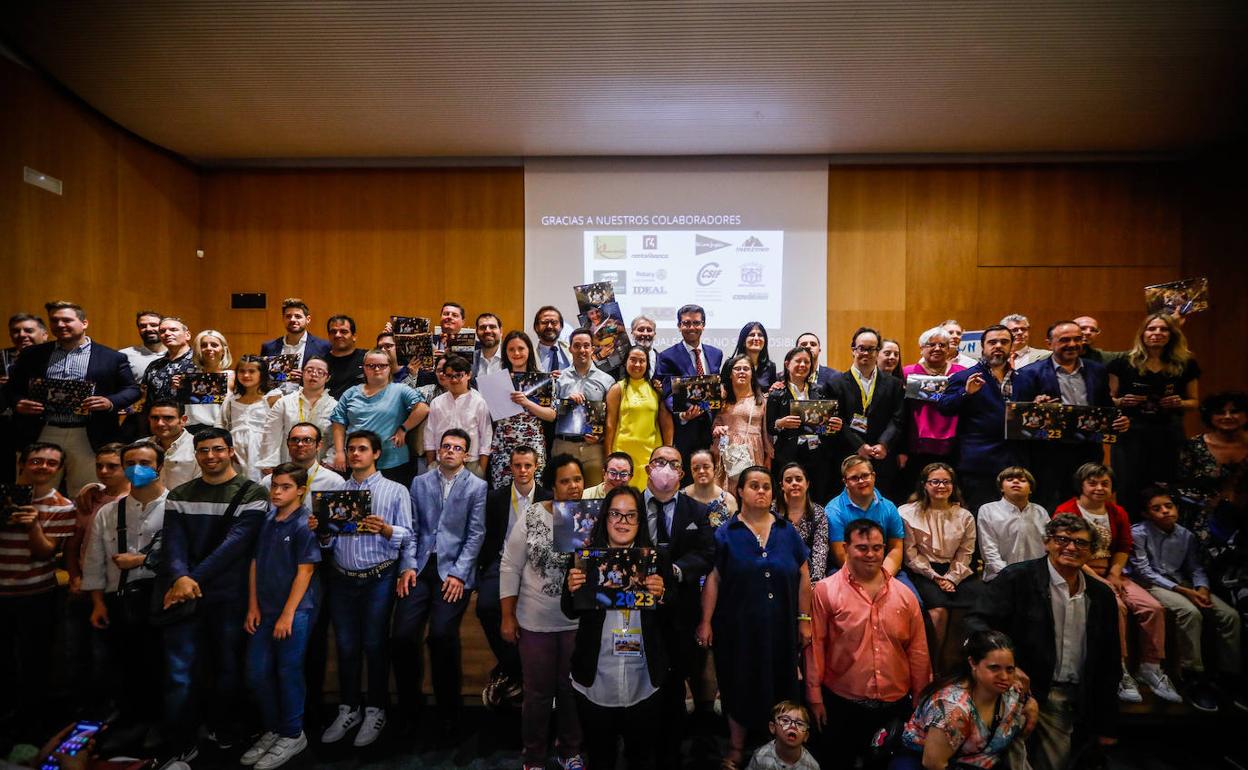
478, 369, 524, 421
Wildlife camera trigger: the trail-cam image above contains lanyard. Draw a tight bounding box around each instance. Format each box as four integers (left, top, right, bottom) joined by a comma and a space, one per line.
510, 485, 529, 518
787, 382, 808, 401
300, 463, 319, 504
298, 394, 306, 423
850, 368, 876, 412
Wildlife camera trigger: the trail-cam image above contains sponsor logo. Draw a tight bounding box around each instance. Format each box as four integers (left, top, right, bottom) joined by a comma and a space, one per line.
695, 234, 732, 255
634, 286, 668, 295
633, 269, 668, 282
593, 270, 627, 293
732, 292, 769, 301
696, 262, 723, 287
593, 235, 627, 260
740, 262, 764, 286
737, 236, 769, 253
642, 235, 658, 250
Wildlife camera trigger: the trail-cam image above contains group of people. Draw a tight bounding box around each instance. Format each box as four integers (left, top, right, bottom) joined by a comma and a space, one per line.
0, 296, 1245, 770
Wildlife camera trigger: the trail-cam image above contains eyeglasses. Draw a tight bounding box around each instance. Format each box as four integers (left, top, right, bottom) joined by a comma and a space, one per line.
774, 716, 809, 731
605, 469, 633, 480
1009, 328, 1029, 335
444, 372, 467, 380
194, 446, 231, 455
845, 473, 874, 484
607, 510, 639, 523
364, 363, 390, 371
678, 320, 704, 328
922, 342, 949, 349
650, 458, 682, 470
303, 368, 328, 377
925, 479, 953, 487
1049, 534, 1093, 551
853, 346, 879, 354
287, 436, 318, 446
440, 443, 467, 453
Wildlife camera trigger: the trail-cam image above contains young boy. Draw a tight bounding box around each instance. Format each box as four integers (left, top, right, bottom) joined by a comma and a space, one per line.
747, 701, 819, 770
242, 463, 321, 769
1055, 463, 1179, 704
975, 466, 1049, 581
1128, 486, 1243, 712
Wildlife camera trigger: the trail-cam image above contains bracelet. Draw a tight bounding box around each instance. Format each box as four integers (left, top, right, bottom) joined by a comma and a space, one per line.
797, 613, 812, 622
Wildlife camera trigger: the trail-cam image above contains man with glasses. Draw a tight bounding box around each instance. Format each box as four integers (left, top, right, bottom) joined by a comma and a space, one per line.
806, 518, 930, 770
1001, 313, 1050, 370
642, 444, 715, 768
259, 357, 338, 473
552, 329, 615, 486
936, 324, 1020, 511
1011, 320, 1129, 511
394, 428, 487, 738
1072, 315, 1122, 365
325, 315, 366, 399
824, 455, 920, 600
331, 348, 428, 488
423, 355, 492, 478
967, 514, 1119, 770
833, 327, 904, 498
656, 304, 724, 481
478, 446, 550, 709
159, 427, 269, 759
533, 305, 571, 373
794, 332, 840, 392
581, 451, 633, 499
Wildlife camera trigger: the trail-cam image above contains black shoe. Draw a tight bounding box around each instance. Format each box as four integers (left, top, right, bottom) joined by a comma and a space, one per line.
1189, 681, 1219, 713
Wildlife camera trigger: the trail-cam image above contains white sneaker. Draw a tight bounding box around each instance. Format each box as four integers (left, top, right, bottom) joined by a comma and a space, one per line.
255, 733, 308, 770
321, 705, 361, 744
353, 707, 386, 747
1118, 672, 1143, 703
1140, 669, 1183, 703
240, 732, 279, 766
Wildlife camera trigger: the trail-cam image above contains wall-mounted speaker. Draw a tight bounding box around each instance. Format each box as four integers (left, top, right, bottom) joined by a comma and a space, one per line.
231, 293, 267, 309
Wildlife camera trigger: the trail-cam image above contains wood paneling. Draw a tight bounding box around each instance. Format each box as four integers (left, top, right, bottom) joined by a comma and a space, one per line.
197, 167, 524, 353
0, 57, 199, 346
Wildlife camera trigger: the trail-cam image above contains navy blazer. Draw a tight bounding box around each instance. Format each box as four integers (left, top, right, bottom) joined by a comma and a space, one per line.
655, 341, 724, 420
1010, 356, 1112, 407
4, 340, 140, 450
647, 492, 715, 627
259, 334, 332, 366
479, 483, 552, 570
834, 368, 904, 451
407, 467, 488, 589
935, 362, 1018, 475
812, 365, 840, 393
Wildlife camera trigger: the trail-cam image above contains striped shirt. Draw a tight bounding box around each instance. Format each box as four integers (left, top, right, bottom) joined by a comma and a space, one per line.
45, 337, 92, 426
162, 475, 270, 602
0, 489, 76, 596
329, 471, 414, 571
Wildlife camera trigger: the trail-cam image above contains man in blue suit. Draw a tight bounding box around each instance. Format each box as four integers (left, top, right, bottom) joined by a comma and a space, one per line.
1011, 320, 1130, 512
5, 301, 140, 492
259, 298, 332, 392
936, 324, 1019, 513
393, 427, 487, 735
655, 304, 723, 481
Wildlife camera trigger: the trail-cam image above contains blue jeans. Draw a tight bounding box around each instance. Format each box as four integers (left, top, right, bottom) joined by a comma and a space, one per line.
328, 566, 396, 708
163, 599, 248, 747
246, 610, 315, 737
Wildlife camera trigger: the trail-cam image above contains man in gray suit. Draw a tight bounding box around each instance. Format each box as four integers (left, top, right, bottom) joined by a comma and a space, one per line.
392, 428, 487, 736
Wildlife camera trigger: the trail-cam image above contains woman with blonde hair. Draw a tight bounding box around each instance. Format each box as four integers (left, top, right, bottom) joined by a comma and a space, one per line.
172, 328, 235, 434
1108, 312, 1200, 513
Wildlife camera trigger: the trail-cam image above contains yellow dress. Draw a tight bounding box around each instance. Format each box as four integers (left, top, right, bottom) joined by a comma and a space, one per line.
614, 377, 662, 490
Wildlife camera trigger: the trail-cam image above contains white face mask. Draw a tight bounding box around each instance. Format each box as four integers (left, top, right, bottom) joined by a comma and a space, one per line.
648, 464, 681, 495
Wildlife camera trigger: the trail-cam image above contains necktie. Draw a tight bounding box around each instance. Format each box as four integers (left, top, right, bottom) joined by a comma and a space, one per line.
652, 497, 670, 544
692, 348, 704, 376
548, 345, 559, 371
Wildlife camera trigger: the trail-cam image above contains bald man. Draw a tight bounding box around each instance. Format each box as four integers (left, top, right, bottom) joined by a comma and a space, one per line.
1073, 315, 1122, 365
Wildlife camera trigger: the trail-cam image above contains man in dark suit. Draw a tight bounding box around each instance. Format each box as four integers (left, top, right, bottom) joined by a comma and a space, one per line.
393, 428, 487, 733
259, 298, 332, 392
4, 301, 139, 492
965, 513, 1119, 770
655, 304, 724, 481
641, 444, 715, 768
796, 331, 841, 392
936, 324, 1019, 512
1010, 320, 1129, 512
476, 445, 551, 709
834, 327, 904, 499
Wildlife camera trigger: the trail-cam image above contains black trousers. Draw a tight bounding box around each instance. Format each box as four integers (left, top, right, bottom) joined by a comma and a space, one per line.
812, 689, 912, 770
475, 560, 522, 679
576, 687, 664, 770
97, 581, 164, 721
391, 556, 470, 719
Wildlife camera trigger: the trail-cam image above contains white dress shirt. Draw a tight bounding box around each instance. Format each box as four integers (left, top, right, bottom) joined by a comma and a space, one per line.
160, 430, 202, 491
423, 389, 494, 456
682, 341, 708, 376
81, 491, 168, 593
258, 388, 339, 468
976, 498, 1050, 581
259, 461, 347, 495
1047, 559, 1088, 684
473, 348, 506, 379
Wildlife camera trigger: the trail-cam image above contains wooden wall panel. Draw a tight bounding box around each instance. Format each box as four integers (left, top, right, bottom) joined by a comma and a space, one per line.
197, 168, 524, 355
0, 57, 199, 347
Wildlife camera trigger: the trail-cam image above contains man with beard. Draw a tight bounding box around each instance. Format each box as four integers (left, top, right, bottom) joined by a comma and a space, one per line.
325, 315, 366, 399
471, 313, 505, 379
533, 305, 571, 373
118, 310, 167, 381
140, 317, 196, 405
936, 324, 1019, 512
261, 298, 332, 394
629, 315, 658, 373
1, 313, 48, 482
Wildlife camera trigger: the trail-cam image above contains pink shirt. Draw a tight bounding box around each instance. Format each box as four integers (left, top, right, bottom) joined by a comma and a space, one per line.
902, 362, 965, 455
806, 568, 931, 704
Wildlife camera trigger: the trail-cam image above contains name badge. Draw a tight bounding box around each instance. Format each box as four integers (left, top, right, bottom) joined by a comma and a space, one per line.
612, 628, 643, 657
850, 413, 869, 433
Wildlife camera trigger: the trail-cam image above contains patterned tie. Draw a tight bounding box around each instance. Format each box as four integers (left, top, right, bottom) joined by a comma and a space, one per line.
692, 347, 704, 376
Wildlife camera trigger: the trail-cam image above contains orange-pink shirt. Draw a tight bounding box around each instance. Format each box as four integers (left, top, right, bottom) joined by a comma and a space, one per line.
805, 567, 931, 704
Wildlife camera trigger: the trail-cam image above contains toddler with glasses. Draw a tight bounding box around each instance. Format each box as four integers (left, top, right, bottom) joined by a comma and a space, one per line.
748, 701, 819, 770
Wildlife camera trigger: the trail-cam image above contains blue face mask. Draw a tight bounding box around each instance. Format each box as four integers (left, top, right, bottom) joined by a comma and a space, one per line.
125, 464, 159, 488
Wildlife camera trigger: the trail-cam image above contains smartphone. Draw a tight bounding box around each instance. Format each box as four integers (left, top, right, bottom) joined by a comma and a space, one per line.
40, 720, 104, 770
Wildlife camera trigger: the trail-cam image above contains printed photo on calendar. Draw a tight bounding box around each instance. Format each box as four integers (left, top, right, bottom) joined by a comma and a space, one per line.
311, 490, 372, 536
390, 315, 431, 335
182, 372, 229, 405
552, 500, 603, 552
572, 547, 659, 611
30, 377, 96, 415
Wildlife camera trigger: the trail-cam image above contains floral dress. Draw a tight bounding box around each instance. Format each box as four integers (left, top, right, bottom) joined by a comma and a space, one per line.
788, 502, 830, 582
901, 681, 1028, 768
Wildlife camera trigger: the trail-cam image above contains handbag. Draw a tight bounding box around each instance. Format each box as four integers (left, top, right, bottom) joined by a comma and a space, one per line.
719, 398, 757, 478
148, 482, 254, 627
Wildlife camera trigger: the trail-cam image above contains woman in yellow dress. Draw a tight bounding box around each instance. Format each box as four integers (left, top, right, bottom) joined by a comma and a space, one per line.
605, 345, 674, 490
